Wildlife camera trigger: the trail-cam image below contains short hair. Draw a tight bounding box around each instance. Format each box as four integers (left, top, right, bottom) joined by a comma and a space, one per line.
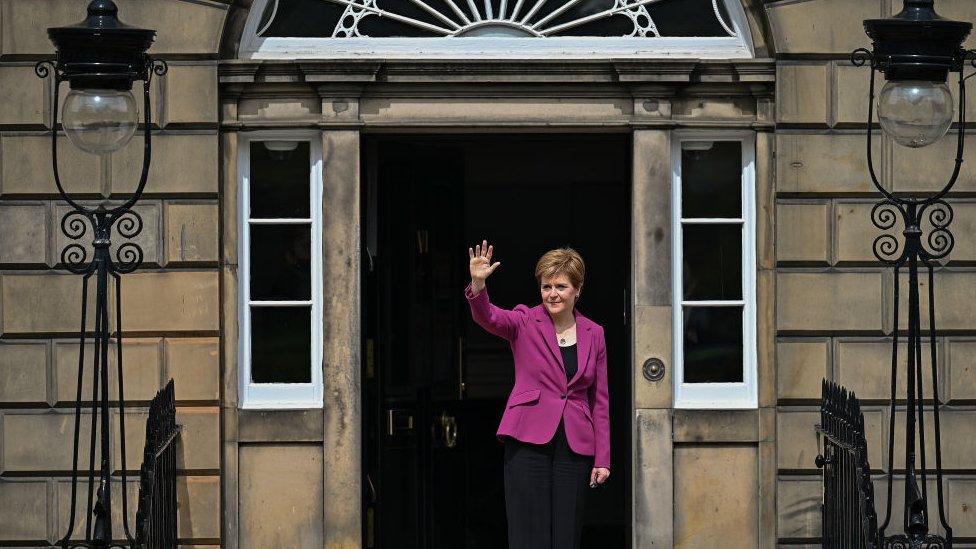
534, 247, 585, 290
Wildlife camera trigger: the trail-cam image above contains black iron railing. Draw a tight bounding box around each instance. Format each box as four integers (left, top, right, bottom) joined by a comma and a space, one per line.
134, 380, 180, 548
816, 380, 880, 549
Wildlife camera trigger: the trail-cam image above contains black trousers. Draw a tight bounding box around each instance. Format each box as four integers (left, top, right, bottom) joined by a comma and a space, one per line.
503, 420, 593, 549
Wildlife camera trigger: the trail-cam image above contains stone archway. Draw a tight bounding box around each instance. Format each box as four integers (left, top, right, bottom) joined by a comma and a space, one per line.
211, 2, 779, 549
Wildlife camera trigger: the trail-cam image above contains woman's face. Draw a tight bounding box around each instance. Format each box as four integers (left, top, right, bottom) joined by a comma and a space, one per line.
540, 273, 578, 316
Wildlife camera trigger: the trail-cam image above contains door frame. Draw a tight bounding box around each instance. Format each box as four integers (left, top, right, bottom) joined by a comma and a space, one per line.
361, 132, 635, 547
218, 60, 776, 548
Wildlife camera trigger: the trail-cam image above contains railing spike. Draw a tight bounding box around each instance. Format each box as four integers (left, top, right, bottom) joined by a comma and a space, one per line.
134, 379, 180, 547
818, 382, 882, 547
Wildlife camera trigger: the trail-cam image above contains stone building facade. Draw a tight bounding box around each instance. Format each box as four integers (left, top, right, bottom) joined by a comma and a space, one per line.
0, 0, 974, 547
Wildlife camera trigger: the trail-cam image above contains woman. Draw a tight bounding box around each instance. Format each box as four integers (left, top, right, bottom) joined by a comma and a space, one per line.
464, 240, 610, 549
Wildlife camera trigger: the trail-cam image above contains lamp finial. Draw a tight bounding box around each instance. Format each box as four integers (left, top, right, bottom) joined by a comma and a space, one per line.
88, 0, 118, 17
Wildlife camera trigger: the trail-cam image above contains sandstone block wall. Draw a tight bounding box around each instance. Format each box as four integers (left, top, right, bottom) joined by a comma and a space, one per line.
0, 1, 226, 546
4, 0, 976, 547
768, 0, 976, 544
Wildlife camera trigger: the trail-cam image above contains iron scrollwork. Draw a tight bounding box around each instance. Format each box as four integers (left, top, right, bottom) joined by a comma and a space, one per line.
868, 198, 957, 266
870, 200, 903, 265
883, 535, 949, 549
57, 208, 147, 275
260, 0, 739, 39
113, 210, 145, 274
920, 200, 955, 261
851, 47, 875, 68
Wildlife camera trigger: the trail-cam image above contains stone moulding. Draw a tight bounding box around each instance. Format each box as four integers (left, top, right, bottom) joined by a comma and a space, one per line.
217, 58, 775, 84
215, 59, 775, 130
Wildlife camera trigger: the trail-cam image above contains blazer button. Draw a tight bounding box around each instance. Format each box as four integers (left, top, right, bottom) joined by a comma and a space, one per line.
560, 393, 567, 399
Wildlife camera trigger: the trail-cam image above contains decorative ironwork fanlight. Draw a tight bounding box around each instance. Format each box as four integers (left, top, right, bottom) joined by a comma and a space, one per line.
842, 0, 973, 546
34, 0, 168, 546
255, 0, 739, 38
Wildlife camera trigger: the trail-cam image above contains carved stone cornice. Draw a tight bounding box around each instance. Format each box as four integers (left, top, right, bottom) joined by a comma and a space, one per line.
217, 58, 776, 129
218, 58, 775, 88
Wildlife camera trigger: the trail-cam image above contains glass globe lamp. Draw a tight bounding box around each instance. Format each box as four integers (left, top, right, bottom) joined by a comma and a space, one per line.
62, 88, 138, 155
877, 80, 954, 148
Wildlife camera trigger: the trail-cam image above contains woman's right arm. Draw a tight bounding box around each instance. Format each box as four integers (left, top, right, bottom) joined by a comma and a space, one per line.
465, 240, 524, 341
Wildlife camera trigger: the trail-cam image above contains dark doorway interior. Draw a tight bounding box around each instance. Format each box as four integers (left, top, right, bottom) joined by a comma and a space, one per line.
363, 134, 632, 549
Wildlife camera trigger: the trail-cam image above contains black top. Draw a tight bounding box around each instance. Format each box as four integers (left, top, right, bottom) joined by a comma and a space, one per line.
559, 343, 578, 381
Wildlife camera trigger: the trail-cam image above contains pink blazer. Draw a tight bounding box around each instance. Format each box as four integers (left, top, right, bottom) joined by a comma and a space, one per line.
464, 282, 610, 469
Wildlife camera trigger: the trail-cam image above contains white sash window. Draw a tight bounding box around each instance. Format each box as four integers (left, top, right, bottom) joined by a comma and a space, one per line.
238, 133, 324, 409
672, 133, 757, 409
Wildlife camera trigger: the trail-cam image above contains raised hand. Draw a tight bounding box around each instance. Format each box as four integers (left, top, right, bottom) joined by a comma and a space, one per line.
468, 239, 500, 291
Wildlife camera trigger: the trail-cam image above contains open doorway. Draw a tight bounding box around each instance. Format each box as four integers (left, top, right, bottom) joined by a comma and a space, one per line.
363, 134, 632, 548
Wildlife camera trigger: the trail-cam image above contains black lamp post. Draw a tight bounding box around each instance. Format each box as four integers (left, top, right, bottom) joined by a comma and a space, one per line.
34, 1, 166, 546
853, 0, 972, 546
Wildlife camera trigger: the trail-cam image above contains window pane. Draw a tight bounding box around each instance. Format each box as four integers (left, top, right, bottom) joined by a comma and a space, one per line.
250, 141, 310, 219
359, 4, 447, 38
682, 224, 742, 300
648, 0, 732, 37
537, 1, 633, 37
683, 306, 743, 383
249, 225, 311, 301
251, 306, 312, 383
260, 0, 343, 37
681, 141, 741, 218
